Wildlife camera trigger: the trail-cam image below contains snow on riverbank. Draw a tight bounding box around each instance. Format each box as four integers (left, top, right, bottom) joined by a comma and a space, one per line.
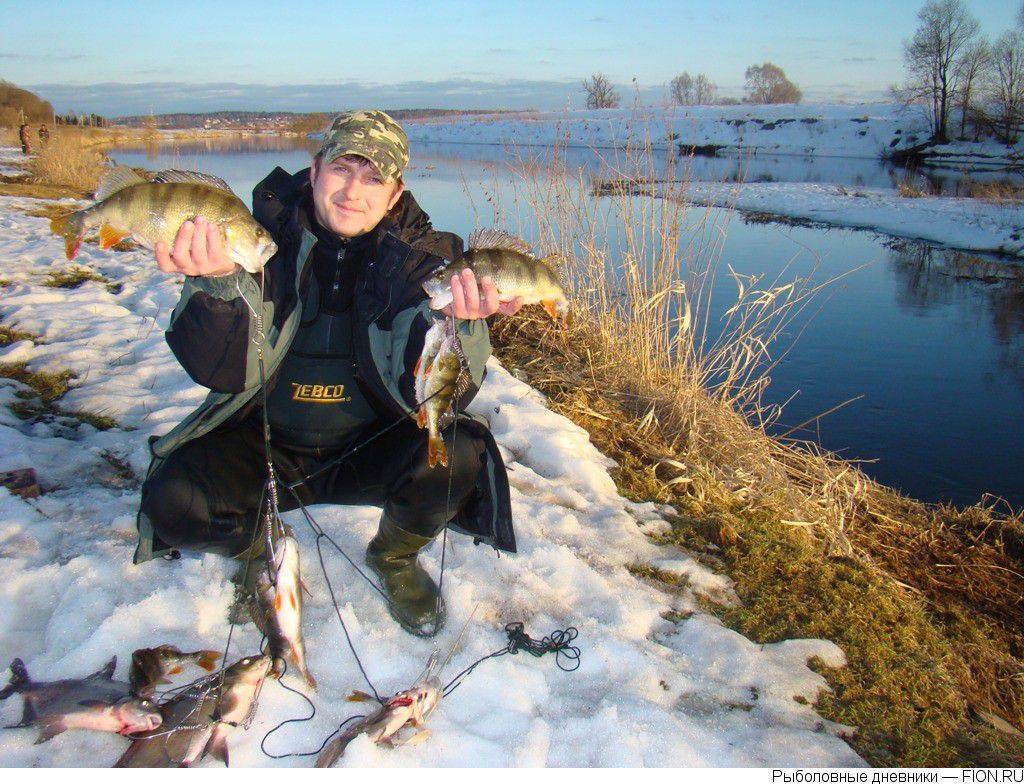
655, 181, 1024, 259
0, 160, 862, 766
406, 103, 1021, 167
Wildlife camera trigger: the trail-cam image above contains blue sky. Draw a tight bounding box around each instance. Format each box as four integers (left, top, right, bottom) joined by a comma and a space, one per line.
3, 0, 1018, 115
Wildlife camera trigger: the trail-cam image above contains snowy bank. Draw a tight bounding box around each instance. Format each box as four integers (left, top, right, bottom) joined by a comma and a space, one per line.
406, 103, 1022, 169
0, 166, 862, 766
644, 181, 1024, 259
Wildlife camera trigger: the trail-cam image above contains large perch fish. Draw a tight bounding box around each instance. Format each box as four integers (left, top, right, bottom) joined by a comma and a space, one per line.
414, 318, 471, 468
0, 657, 161, 744
114, 654, 271, 768
249, 530, 316, 689
422, 228, 569, 323
49, 165, 277, 273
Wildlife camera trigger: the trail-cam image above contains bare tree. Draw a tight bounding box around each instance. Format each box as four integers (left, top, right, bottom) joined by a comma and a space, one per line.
582, 73, 620, 110
899, 0, 980, 143
670, 72, 694, 105
744, 63, 802, 104
693, 73, 718, 104
955, 38, 990, 138
988, 31, 1024, 143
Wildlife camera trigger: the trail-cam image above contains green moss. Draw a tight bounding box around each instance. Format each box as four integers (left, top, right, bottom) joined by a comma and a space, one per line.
43, 266, 108, 289
0, 325, 37, 347
0, 362, 75, 403
1, 362, 117, 431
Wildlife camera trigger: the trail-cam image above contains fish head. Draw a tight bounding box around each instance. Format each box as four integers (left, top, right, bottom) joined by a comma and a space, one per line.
409, 682, 442, 721
224, 220, 278, 273
114, 696, 163, 733
224, 654, 272, 687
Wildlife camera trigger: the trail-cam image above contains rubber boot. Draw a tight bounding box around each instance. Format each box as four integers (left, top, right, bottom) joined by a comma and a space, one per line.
365, 514, 446, 637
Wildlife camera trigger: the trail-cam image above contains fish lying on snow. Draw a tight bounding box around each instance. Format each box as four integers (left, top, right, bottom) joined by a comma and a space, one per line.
114, 654, 271, 768
49, 165, 277, 272
129, 645, 221, 698
249, 530, 316, 689
422, 228, 569, 323
314, 652, 443, 767
414, 317, 471, 468
0, 657, 162, 744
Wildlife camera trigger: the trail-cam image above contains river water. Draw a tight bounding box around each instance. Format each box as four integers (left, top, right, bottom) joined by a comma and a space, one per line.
112, 137, 1024, 509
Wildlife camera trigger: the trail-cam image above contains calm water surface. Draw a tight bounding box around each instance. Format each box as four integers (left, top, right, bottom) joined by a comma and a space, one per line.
113, 138, 1024, 509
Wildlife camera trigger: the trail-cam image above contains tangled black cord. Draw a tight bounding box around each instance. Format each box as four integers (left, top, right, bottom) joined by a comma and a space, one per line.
442, 622, 581, 697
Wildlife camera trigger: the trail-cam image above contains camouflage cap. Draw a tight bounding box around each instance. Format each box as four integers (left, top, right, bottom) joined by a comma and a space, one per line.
317, 110, 410, 183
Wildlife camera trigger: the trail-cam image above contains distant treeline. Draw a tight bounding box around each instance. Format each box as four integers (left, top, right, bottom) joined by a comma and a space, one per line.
0, 80, 54, 127
113, 108, 531, 132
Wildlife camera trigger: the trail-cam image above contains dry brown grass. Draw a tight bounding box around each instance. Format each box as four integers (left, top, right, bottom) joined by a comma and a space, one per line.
489, 140, 1024, 765
28, 126, 106, 192
897, 180, 927, 198
966, 179, 1024, 204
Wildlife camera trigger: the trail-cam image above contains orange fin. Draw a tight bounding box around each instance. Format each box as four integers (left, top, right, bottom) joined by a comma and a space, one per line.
274, 594, 283, 612
99, 223, 128, 250
51, 214, 83, 259
541, 300, 559, 321
168, 665, 182, 675
414, 357, 422, 376
427, 436, 448, 469
196, 651, 221, 671
346, 690, 376, 703
416, 406, 428, 429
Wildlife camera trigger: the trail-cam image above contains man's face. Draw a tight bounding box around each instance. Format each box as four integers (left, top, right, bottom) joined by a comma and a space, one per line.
309, 154, 405, 238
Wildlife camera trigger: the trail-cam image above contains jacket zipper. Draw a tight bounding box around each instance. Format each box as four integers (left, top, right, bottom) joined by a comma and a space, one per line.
326, 247, 345, 350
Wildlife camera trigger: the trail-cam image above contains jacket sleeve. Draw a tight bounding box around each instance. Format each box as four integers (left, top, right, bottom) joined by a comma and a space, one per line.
391, 300, 491, 414
164, 269, 275, 394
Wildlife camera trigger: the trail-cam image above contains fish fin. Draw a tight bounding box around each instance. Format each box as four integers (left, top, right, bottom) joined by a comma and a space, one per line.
157, 678, 173, 684
427, 290, 453, 310
155, 644, 181, 653
427, 436, 448, 469
77, 699, 108, 707
196, 651, 221, 671
346, 690, 376, 703
50, 213, 84, 260
541, 300, 560, 322
99, 223, 128, 250
168, 665, 182, 675
416, 406, 428, 429
95, 165, 147, 201
1, 658, 30, 699
89, 656, 117, 681
290, 647, 316, 690
468, 228, 533, 255
34, 719, 66, 745
407, 728, 432, 746
205, 731, 230, 766
414, 356, 422, 376
274, 593, 283, 612
14, 699, 38, 727
153, 169, 235, 195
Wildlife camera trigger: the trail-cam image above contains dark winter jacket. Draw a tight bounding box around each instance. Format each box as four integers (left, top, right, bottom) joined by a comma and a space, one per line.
133, 167, 515, 563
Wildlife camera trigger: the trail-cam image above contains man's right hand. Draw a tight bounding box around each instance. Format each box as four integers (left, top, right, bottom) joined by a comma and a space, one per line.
156, 216, 238, 277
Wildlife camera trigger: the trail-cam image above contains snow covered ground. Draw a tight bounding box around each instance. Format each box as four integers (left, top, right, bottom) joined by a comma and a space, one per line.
0, 157, 863, 767
656, 181, 1024, 259
406, 103, 1022, 166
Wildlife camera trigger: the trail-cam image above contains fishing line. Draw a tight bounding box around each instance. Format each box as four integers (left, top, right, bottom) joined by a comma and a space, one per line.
442, 622, 581, 698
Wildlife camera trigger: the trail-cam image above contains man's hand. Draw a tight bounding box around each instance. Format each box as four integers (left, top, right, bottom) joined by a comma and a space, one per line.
442, 268, 524, 319
155, 216, 238, 277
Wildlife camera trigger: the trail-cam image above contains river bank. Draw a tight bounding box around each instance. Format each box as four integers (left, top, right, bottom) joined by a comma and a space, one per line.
405, 103, 1023, 174
597, 179, 1024, 259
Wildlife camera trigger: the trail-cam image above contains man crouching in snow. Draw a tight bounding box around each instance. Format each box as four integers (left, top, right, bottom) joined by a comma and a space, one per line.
134, 111, 520, 637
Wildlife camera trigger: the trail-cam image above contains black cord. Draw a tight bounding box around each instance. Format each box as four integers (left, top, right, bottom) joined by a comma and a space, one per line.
442, 622, 581, 697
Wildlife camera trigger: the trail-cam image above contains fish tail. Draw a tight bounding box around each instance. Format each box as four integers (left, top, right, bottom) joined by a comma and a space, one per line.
0, 659, 30, 700
291, 647, 317, 690
427, 432, 448, 469
195, 651, 221, 671
50, 212, 85, 259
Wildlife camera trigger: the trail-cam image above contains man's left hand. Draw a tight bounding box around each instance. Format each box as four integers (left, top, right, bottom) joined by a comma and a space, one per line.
442, 267, 524, 319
